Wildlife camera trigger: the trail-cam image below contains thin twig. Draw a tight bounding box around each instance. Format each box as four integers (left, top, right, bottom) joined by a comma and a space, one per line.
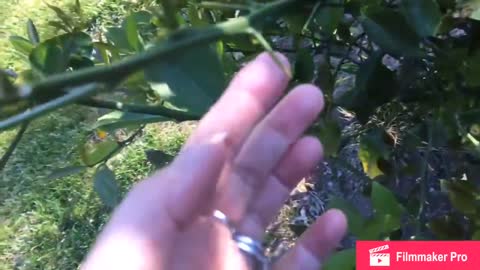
248, 28, 292, 78
77, 98, 200, 121
0, 84, 99, 131
416, 120, 432, 235
29, 0, 296, 99
199, 1, 250, 11
0, 121, 29, 171
1, 0, 297, 130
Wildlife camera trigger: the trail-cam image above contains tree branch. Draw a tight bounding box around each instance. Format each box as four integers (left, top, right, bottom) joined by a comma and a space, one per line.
2, 0, 297, 130
0, 121, 29, 171
30, 0, 296, 100
77, 98, 201, 121
199, 1, 250, 11
0, 84, 99, 131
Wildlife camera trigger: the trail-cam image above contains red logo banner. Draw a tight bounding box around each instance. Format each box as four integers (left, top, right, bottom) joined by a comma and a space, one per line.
356, 241, 480, 270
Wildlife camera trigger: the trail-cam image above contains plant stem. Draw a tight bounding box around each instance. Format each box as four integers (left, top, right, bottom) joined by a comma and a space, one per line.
199, 2, 250, 11
416, 120, 432, 235
248, 28, 292, 78
3, 0, 297, 130
0, 121, 29, 171
77, 98, 201, 121
31, 0, 296, 99
0, 84, 99, 131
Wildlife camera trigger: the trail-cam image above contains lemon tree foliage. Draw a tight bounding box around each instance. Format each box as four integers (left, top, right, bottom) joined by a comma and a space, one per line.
1, 0, 480, 268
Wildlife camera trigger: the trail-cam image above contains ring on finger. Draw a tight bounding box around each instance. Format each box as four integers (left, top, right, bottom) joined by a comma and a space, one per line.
212, 209, 270, 270
212, 210, 236, 233
234, 233, 270, 270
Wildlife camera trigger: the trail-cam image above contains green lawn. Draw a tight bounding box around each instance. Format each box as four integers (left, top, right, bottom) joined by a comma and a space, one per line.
0, 1, 190, 269
0, 0, 139, 70
0, 107, 190, 269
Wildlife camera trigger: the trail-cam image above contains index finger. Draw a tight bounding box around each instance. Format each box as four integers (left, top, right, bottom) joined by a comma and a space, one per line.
185, 52, 291, 154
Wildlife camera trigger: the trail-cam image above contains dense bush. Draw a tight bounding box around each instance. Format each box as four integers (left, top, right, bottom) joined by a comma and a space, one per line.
1, 0, 480, 268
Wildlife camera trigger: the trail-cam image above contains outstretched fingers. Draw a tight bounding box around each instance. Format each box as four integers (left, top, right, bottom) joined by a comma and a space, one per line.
215, 85, 324, 224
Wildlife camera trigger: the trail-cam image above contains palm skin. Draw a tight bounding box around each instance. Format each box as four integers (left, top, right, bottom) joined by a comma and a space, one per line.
81, 52, 347, 270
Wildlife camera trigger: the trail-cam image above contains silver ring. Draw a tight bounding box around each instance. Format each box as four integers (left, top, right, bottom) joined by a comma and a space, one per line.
212, 210, 236, 233
211, 210, 270, 270
234, 233, 270, 270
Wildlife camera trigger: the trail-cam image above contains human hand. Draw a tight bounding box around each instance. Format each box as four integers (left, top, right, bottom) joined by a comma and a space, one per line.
81, 52, 347, 270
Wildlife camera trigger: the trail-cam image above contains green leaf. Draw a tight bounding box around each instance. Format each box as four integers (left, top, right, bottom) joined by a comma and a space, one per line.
45, 3, 73, 31
361, 6, 422, 57
48, 20, 72, 33
335, 51, 396, 122
70, 55, 94, 70
219, 44, 239, 79
314, 0, 344, 35
0, 70, 19, 103
80, 138, 119, 166
9, 36, 34, 57
434, 48, 467, 81
440, 179, 477, 215
47, 166, 86, 180
315, 54, 334, 96
125, 14, 144, 52
371, 182, 405, 220
93, 42, 120, 64
358, 213, 401, 240
29, 40, 66, 75
93, 165, 120, 208
400, 0, 442, 37
435, 15, 457, 35
359, 128, 393, 178
29, 32, 93, 75
328, 197, 365, 236
285, 14, 307, 34
428, 215, 465, 240
106, 27, 132, 52
93, 111, 167, 132
159, 0, 180, 29
462, 50, 480, 87
316, 116, 342, 157
27, 19, 40, 44
14, 69, 38, 84
471, 8, 480, 20
187, 3, 209, 27
294, 49, 314, 82
323, 248, 356, 270
145, 44, 226, 116
125, 11, 153, 27
74, 0, 82, 16
437, 0, 456, 11
145, 150, 174, 169
459, 109, 480, 126
472, 230, 480, 240
222, 34, 260, 53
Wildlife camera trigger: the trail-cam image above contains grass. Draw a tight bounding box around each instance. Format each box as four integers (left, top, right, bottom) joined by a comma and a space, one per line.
0, 0, 141, 71
0, 107, 191, 270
